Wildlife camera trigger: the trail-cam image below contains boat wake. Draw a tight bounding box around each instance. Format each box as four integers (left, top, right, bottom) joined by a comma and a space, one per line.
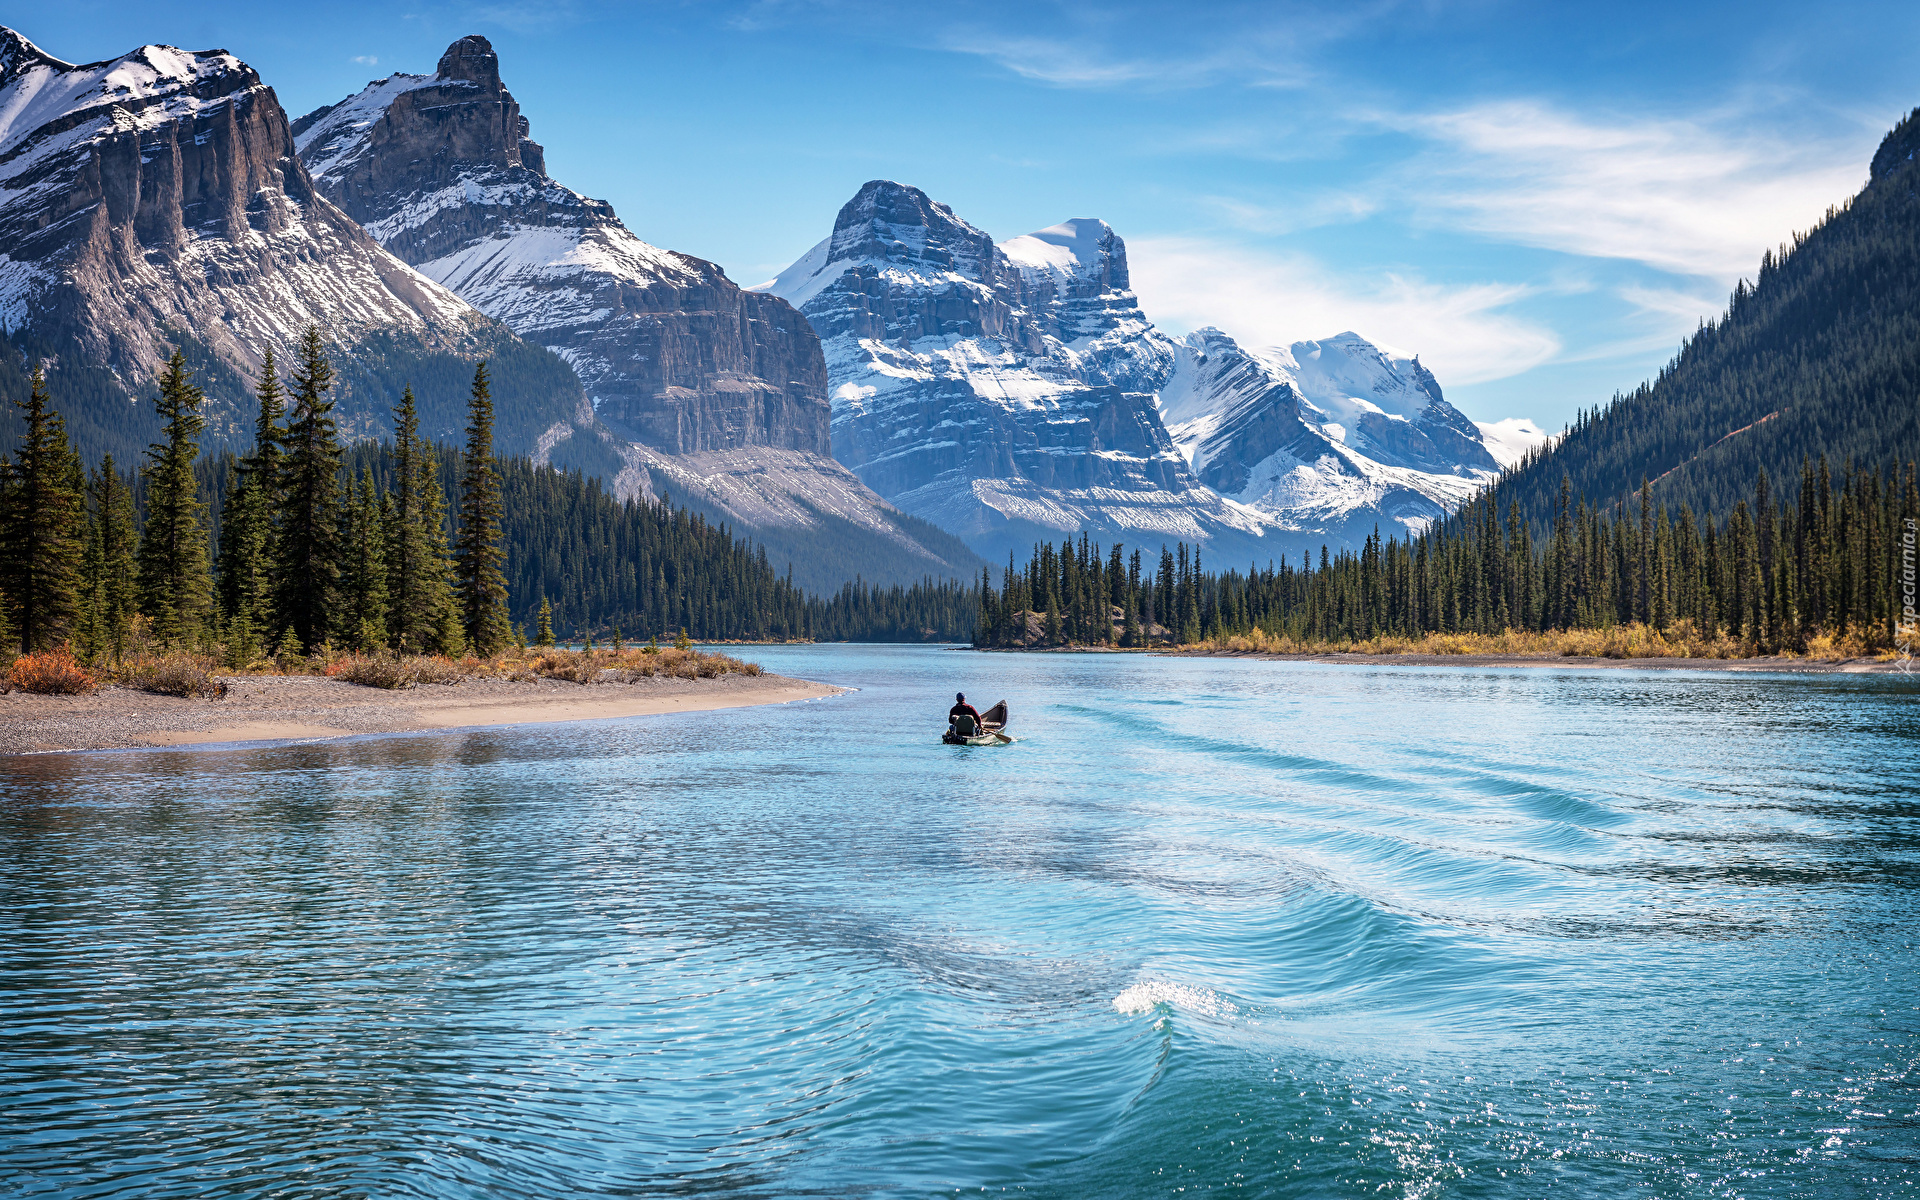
1112, 979, 1237, 1018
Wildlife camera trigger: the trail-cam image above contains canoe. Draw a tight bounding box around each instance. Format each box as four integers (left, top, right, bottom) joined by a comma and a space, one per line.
942, 731, 1009, 746
944, 699, 1011, 745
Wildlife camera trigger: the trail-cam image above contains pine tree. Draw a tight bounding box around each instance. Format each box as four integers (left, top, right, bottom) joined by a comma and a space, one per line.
536, 595, 555, 647
454, 362, 511, 657
135, 351, 214, 648
0, 365, 88, 651
274, 327, 343, 651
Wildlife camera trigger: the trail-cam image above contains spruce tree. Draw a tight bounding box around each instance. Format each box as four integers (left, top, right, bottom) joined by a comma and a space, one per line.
340, 467, 390, 652
454, 362, 511, 657
0, 366, 88, 651
136, 352, 214, 649
90, 457, 139, 662
536, 595, 554, 647
274, 327, 343, 651
383, 386, 456, 653
217, 350, 286, 664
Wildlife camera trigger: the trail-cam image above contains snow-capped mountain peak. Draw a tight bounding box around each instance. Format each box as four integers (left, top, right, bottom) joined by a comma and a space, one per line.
760, 183, 1278, 561
294, 33, 827, 455
1000, 218, 1124, 289
0, 22, 513, 438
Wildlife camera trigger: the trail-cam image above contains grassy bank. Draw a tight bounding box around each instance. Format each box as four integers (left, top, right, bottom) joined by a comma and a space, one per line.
3, 643, 763, 697
1167, 620, 1903, 662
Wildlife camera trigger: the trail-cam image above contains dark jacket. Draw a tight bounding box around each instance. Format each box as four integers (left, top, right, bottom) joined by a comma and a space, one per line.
949, 702, 982, 725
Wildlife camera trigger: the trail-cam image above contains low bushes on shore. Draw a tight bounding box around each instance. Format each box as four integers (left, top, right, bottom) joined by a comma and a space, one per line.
314, 644, 762, 689
521, 645, 762, 684
2, 637, 767, 700
116, 654, 229, 699
7, 650, 97, 695
324, 654, 467, 689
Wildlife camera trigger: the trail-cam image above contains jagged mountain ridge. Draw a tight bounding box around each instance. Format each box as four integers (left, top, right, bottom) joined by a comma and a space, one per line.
1160, 329, 1512, 542
294, 37, 980, 590
761, 179, 1528, 559
761, 181, 1279, 564
0, 26, 606, 468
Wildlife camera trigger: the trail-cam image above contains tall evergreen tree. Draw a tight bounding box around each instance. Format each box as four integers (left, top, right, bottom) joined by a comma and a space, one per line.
0, 365, 87, 651
340, 467, 390, 652
273, 327, 343, 651
454, 362, 512, 656
382, 386, 456, 653
217, 349, 287, 664
135, 351, 214, 648
90, 456, 138, 662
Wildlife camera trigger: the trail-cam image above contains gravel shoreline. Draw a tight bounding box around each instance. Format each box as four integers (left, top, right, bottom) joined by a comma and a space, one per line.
0, 672, 847, 755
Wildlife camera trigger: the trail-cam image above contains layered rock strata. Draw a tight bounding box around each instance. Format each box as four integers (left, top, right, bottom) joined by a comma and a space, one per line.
0, 26, 583, 456
294, 37, 970, 583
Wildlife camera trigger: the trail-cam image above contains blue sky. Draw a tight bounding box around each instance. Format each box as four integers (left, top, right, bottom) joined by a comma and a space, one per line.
23, 1, 1918, 430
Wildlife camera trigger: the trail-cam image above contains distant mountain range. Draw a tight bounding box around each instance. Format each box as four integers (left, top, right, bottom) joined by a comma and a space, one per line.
16, 19, 1730, 594
759, 180, 1541, 563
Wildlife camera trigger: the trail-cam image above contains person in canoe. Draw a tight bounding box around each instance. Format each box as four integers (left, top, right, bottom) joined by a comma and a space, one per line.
945, 695, 1011, 744
948, 693, 982, 735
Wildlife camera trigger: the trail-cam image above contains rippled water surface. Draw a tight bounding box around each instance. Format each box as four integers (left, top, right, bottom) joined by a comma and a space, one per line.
4, 646, 1918, 1197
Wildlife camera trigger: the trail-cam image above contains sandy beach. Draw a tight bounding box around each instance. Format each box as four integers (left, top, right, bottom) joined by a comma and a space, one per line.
0, 671, 848, 755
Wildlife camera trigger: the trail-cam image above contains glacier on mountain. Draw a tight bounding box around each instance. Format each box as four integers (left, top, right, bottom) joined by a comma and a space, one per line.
1159, 328, 1510, 540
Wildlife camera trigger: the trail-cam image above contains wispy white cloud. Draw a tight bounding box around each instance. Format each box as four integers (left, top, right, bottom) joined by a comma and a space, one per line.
1386, 100, 1874, 282
938, 31, 1248, 88
1128, 236, 1562, 386
935, 2, 1400, 91
351, 55, 379, 65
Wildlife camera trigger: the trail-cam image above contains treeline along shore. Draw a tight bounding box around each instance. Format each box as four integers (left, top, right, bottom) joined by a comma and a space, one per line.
3, 327, 1914, 693
0, 327, 981, 690
972, 462, 1919, 663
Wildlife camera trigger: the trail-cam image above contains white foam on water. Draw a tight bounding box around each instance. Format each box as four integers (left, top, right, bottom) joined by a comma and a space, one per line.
1112, 979, 1237, 1018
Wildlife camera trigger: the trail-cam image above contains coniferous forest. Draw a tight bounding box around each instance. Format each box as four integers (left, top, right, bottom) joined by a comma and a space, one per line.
974, 457, 1917, 655
1490, 108, 1920, 536
0, 329, 981, 661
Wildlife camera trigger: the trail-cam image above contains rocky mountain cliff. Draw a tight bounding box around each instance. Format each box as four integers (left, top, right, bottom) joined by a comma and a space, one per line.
293, 37, 975, 589
760, 181, 1278, 563
761, 180, 1527, 559
0, 26, 604, 467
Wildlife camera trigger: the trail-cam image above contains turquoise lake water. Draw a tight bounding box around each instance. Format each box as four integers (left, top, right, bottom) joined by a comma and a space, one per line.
2, 645, 1917, 1197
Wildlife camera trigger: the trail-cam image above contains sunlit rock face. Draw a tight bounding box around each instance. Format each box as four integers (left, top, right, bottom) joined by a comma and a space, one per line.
0, 25, 564, 451
295, 34, 829, 457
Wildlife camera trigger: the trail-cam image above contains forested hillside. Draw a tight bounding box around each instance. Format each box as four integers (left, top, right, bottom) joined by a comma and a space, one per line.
976, 450, 1915, 655
1498, 107, 1920, 530
333, 445, 979, 643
